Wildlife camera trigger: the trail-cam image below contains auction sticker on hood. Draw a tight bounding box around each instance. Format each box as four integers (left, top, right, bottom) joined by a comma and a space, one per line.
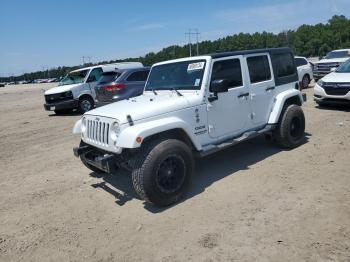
187, 62, 205, 72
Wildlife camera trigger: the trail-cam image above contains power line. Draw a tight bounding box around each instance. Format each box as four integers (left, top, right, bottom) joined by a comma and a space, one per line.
185, 29, 200, 56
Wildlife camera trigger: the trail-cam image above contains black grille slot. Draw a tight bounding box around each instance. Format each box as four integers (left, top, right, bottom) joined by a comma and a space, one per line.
323, 82, 350, 96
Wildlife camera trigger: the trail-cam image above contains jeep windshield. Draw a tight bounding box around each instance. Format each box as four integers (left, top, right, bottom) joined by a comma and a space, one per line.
324, 50, 350, 59
59, 69, 89, 86
145, 60, 206, 91
336, 59, 350, 73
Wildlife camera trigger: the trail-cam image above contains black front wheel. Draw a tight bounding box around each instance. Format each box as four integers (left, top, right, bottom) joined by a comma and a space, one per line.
131, 139, 194, 206
274, 104, 305, 148
78, 96, 94, 114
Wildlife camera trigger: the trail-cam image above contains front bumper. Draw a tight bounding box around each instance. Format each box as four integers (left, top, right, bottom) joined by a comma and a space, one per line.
73, 144, 118, 173
314, 83, 350, 105
44, 99, 78, 111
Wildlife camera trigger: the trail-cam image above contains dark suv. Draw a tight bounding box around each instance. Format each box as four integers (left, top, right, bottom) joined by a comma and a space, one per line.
95, 67, 150, 106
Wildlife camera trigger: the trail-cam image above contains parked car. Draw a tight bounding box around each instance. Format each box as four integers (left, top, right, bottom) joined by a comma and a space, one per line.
73, 47, 306, 207
95, 67, 150, 107
314, 58, 350, 106
43, 62, 143, 114
295, 56, 314, 89
0, 83, 5, 87
313, 49, 350, 80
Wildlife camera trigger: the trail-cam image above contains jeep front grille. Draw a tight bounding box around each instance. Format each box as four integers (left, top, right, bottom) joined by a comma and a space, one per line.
86, 119, 110, 146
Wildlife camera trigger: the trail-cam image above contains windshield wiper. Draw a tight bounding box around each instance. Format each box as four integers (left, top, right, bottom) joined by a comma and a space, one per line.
170, 87, 183, 96
147, 86, 158, 95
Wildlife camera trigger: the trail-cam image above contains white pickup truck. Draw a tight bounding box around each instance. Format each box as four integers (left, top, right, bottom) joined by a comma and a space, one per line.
73, 48, 306, 206
44, 62, 143, 114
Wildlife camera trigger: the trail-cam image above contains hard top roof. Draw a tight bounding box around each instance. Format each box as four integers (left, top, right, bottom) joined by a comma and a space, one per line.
209, 47, 293, 59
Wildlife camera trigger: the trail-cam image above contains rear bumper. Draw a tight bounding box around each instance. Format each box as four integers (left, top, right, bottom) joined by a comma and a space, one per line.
44, 99, 78, 111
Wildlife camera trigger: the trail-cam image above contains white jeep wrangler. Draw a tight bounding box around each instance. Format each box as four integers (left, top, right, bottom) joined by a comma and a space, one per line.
73, 48, 306, 207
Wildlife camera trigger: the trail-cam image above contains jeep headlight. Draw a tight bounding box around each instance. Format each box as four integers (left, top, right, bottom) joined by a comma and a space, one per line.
110, 121, 120, 141
81, 117, 87, 133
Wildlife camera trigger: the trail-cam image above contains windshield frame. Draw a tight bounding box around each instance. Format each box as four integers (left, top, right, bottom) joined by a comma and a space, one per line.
145, 59, 207, 92
59, 69, 89, 86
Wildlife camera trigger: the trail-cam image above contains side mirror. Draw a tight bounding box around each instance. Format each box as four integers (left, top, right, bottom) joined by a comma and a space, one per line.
210, 79, 230, 93
208, 79, 230, 102
330, 67, 337, 72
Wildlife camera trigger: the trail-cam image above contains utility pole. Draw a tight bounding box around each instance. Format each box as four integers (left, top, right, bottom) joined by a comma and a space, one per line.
185, 29, 200, 56
82, 56, 92, 65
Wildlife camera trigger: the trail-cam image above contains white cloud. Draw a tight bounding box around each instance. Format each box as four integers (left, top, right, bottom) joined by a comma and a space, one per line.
213, 0, 350, 34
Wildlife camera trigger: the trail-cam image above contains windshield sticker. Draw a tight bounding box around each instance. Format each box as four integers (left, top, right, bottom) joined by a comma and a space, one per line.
187, 62, 205, 72
194, 79, 201, 86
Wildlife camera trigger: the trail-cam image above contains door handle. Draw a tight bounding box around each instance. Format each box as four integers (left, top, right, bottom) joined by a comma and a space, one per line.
237, 92, 250, 98
265, 86, 275, 91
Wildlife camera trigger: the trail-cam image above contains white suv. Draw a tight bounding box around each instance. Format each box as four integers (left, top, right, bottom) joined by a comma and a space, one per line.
44, 62, 143, 114
314, 58, 350, 106
295, 56, 313, 89
73, 48, 306, 206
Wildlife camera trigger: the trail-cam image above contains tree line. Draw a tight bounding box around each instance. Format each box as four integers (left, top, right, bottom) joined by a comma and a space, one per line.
2, 15, 349, 82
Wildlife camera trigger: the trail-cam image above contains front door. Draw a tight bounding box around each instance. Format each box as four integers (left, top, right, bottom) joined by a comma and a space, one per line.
86, 67, 103, 99
207, 56, 252, 139
245, 53, 275, 127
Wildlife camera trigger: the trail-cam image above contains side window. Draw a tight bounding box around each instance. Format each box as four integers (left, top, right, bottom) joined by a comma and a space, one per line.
295, 58, 308, 67
88, 68, 103, 82
247, 55, 271, 83
273, 53, 296, 78
126, 70, 150, 82
210, 59, 243, 91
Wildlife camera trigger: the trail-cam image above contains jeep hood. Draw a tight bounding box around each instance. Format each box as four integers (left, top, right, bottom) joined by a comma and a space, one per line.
315, 58, 349, 64
322, 72, 350, 83
45, 83, 82, 95
85, 91, 201, 123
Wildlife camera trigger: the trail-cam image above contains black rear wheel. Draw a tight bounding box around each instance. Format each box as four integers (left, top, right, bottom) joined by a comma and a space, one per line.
274, 104, 305, 148
301, 74, 310, 89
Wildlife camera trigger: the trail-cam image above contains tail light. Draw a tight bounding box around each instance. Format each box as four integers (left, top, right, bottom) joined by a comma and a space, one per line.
103, 83, 126, 91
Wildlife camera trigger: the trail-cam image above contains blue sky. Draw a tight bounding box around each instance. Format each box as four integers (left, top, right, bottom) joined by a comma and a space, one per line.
0, 0, 349, 76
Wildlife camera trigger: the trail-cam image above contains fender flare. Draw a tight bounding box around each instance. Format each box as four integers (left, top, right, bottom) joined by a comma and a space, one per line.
268, 89, 303, 124
73, 119, 82, 134
116, 117, 202, 150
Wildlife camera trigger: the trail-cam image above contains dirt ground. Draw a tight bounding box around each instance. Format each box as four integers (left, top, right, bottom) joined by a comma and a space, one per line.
0, 83, 349, 262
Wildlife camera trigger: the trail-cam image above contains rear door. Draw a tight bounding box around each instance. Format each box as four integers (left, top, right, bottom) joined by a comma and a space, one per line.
245, 54, 275, 127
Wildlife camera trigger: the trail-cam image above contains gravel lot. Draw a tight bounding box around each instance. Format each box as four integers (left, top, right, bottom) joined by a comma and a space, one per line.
0, 83, 349, 262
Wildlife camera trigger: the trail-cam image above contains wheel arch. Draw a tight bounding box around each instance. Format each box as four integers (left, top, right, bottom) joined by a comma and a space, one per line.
116, 117, 202, 151
268, 89, 303, 124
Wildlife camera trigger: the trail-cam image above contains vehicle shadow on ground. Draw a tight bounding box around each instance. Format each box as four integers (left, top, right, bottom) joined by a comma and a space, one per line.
316, 104, 350, 112
48, 111, 81, 117
89, 135, 311, 212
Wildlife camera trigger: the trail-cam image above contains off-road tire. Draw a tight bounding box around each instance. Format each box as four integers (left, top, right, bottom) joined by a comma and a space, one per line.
274, 104, 305, 148
130, 139, 194, 207
78, 96, 94, 114
301, 74, 310, 90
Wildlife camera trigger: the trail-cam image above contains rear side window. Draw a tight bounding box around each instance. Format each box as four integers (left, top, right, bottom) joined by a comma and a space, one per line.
126, 70, 150, 82
247, 55, 271, 83
273, 53, 296, 78
295, 58, 308, 67
211, 59, 243, 90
